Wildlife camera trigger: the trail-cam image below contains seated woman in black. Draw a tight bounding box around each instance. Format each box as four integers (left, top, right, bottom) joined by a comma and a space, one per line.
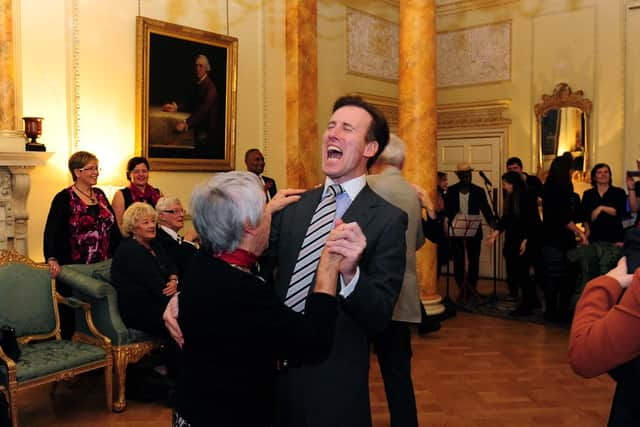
111, 202, 178, 338
581, 163, 627, 244
165, 172, 341, 427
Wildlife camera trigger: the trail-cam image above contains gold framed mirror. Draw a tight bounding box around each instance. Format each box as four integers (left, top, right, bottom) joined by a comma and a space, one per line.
534, 83, 592, 177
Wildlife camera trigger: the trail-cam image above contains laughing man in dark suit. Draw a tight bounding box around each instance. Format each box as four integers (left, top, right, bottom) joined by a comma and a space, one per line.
267, 95, 407, 427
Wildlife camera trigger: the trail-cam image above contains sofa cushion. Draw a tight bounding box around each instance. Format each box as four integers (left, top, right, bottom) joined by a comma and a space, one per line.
0, 340, 107, 385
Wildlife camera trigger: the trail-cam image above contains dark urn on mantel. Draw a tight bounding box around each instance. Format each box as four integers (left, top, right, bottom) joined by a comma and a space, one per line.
23, 117, 46, 152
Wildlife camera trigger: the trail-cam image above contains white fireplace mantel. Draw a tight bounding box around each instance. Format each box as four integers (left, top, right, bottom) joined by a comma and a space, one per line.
0, 151, 53, 255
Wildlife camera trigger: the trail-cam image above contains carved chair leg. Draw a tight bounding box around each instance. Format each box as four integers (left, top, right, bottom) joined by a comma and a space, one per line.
8, 384, 18, 427
105, 356, 113, 412
113, 348, 128, 412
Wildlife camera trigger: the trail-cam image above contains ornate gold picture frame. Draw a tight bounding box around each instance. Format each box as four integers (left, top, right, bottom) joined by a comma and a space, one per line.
136, 17, 238, 171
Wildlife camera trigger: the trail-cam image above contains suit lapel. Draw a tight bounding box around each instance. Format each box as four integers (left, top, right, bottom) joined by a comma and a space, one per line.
342, 185, 378, 231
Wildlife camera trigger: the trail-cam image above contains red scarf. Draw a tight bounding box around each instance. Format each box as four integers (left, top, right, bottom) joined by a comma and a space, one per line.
129, 183, 161, 206
216, 248, 258, 270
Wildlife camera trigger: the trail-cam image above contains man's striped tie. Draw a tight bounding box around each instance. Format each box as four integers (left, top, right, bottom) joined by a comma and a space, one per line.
284, 184, 344, 312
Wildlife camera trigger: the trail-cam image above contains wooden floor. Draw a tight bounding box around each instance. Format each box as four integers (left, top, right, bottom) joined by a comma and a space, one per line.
14, 281, 614, 427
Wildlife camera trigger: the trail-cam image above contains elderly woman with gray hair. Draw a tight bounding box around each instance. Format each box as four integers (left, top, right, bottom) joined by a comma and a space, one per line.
168, 171, 345, 427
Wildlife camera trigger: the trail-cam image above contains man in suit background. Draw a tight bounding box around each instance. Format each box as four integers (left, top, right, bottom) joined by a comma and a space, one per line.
245, 148, 277, 200
155, 197, 198, 278
506, 156, 543, 201
445, 162, 497, 297
367, 133, 425, 427
267, 95, 407, 427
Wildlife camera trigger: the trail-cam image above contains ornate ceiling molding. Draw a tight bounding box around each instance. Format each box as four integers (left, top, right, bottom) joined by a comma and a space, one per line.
438, 99, 512, 129
354, 93, 511, 131
379, 0, 519, 16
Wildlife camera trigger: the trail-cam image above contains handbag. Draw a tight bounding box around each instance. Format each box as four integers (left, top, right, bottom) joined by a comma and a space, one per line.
0, 325, 21, 362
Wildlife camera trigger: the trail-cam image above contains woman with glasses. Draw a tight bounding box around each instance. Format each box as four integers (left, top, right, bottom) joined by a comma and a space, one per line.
112, 156, 163, 233
43, 150, 121, 337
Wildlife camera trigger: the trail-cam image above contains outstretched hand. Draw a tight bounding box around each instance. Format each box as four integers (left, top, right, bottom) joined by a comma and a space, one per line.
267, 188, 305, 214
606, 256, 634, 289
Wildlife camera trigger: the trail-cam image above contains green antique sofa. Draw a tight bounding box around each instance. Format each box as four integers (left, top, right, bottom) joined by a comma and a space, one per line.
0, 250, 112, 427
57, 259, 162, 412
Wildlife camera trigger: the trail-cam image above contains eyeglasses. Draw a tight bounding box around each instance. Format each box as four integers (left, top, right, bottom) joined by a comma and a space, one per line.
162, 209, 185, 215
79, 166, 101, 173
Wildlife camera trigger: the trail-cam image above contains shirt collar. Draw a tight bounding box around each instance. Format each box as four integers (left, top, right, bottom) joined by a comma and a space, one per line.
159, 225, 180, 241
323, 175, 366, 200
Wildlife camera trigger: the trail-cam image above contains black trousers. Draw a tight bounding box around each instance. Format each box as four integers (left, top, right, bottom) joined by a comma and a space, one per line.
451, 236, 482, 288
504, 252, 537, 308
541, 246, 574, 318
373, 321, 418, 427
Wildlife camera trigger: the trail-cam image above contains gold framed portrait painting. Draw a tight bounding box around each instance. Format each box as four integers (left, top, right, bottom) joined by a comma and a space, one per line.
136, 17, 238, 171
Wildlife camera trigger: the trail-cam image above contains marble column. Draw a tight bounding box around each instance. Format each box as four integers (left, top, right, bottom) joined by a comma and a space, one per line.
0, 0, 25, 148
398, 0, 443, 315
285, 0, 321, 188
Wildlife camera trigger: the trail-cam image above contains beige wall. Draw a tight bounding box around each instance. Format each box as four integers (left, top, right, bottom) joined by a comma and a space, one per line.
436, 0, 628, 182
18, 0, 286, 260
317, 0, 398, 167
14, 0, 640, 260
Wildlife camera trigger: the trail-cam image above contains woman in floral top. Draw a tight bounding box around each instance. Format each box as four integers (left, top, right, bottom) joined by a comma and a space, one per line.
44, 151, 121, 337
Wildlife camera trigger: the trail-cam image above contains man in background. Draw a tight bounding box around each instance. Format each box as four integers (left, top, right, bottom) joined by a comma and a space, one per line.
506, 156, 543, 201
445, 162, 497, 297
245, 148, 277, 200
367, 133, 424, 427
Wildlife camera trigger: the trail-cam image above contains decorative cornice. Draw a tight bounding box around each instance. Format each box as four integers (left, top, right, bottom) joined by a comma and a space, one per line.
438, 99, 511, 129
0, 151, 53, 166
354, 93, 511, 131
378, 0, 519, 16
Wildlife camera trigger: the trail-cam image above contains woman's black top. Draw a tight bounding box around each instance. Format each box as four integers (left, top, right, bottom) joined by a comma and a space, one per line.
581, 185, 627, 243
176, 250, 337, 427
110, 237, 177, 337
496, 191, 541, 257
542, 182, 576, 250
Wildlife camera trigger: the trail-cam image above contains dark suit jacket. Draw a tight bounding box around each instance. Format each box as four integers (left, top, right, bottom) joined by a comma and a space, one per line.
154, 227, 197, 278
263, 175, 277, 199
177, 251, 337, 427
267, 185, 407, 427
445, 182, 496, 239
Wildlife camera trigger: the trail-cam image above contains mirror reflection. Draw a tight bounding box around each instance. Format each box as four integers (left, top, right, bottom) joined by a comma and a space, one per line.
540, 106, 586, 172
535, 83, 592, 177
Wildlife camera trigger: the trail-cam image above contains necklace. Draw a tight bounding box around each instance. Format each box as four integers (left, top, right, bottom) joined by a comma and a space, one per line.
74, 184, 96, 204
